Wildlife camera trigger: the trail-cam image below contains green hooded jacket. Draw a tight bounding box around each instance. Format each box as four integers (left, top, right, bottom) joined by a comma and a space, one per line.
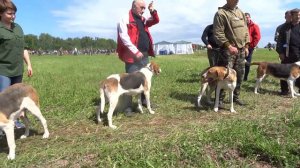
213, 5, 250, 49
0, 22, 25, 77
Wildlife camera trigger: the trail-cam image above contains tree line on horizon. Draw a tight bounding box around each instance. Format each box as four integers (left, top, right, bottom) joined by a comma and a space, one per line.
24, 33, 117, 51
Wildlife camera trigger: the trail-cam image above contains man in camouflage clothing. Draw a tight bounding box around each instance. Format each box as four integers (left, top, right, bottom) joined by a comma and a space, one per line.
213, 0, 250, 106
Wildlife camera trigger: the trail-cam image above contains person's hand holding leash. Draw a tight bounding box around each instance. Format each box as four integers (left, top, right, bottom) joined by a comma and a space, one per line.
228, 44, 238, 55
279, 53, 285, 61
244, 48, 249, 58
207, 44, 213, 50
135, 51, 144, 60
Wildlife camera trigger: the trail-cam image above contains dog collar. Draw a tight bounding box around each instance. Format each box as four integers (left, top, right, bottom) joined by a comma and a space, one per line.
224, 66, 230, 80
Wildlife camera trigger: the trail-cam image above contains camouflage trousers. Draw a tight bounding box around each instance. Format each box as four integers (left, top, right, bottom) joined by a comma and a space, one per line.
216, 48, 246, 101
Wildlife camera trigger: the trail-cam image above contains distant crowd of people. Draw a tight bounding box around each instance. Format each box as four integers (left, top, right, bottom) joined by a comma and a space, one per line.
28, 48, 116, 56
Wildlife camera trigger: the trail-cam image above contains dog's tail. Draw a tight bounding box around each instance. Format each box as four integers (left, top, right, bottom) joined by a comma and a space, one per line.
97, 82, 106, 124
250, 62, 262, 66
199, 67, 211, 76
99, 82, 106, 113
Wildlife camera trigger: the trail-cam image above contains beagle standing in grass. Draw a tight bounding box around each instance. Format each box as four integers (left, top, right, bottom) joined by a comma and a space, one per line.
196, 66, 237, 113
0, 83, 49, 160
97, 61, 161, 129
251, 61, 300, 98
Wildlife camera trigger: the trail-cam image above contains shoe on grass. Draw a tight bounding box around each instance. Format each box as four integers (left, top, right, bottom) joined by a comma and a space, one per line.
124, 107, 135, 117
233, 99, 247, 106
15, 120, 25, 129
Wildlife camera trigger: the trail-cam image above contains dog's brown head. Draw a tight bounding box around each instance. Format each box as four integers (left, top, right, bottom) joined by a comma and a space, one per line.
291, 62, 300, 79
202, 66, 227, 83
149, 61, 161, 75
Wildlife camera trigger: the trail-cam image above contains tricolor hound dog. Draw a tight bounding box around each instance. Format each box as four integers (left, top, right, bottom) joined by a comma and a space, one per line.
251, 61, 300, 98
0, 83, 49, 160
196, 66, 237, 113
97, 61, 161, 129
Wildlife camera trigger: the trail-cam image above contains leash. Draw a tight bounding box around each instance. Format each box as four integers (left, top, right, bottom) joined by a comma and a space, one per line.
145, 65, 152, 72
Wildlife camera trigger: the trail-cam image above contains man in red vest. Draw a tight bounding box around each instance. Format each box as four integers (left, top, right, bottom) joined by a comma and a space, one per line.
244, 12, 261, 81
117, 0, 159, 116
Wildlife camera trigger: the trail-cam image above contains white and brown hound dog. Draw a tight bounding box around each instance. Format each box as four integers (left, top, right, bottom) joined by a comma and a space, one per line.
196, 66, 237, 113
97, 61, 161, 129
251, 61, 300, 98
0, 83, 49, 160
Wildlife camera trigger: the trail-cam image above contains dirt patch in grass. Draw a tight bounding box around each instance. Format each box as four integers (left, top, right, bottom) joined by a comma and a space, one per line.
45, 159, 69, 168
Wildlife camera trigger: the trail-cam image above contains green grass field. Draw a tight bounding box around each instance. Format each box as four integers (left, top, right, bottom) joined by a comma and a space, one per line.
1, 49, 300, 167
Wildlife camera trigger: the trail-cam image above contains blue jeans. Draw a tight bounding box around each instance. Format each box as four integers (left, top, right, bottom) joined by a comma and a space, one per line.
0, 75, 24, 132
0, 75, 23, 92
125, 54, 149, 73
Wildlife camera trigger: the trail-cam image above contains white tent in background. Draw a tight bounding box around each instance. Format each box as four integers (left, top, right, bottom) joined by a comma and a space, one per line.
174, 40, 194, 55
153, 41, 175, 55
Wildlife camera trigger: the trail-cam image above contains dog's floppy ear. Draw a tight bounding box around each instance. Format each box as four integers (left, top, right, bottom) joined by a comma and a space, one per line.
150, 61, 161, 75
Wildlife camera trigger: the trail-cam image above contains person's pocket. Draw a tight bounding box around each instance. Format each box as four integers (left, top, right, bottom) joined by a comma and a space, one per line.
230, 16, 244, 29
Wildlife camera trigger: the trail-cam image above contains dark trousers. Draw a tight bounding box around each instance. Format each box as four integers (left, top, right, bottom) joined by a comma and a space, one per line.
280, 58, 297, 93
244, 48, 254, 81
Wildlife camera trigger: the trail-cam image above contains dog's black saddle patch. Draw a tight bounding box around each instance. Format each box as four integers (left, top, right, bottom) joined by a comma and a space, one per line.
268, 63, 293, 78
120, 72, 145, 90
0, 89, 27, 117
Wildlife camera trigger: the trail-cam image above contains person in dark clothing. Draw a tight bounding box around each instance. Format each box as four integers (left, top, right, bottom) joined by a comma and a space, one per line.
274, 10, 291, 45
201, 24, 220, 66
277, 8, 300, 95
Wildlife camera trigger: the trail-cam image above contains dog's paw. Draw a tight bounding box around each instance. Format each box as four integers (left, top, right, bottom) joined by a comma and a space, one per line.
149, 110, 155, 114
20, 135, 28, 139
7, 154, 15, 160
230, 109, 237, 113
213, 108, 219, 112
195, 99, 201, 106
137, 108, 144, 113
43, 131, 50, 139
294, 93, 300, 96
109, 125, 117, 129
197, 104, 203, 108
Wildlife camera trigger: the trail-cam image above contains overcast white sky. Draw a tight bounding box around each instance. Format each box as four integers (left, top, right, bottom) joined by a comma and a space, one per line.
14, 0, 300, 47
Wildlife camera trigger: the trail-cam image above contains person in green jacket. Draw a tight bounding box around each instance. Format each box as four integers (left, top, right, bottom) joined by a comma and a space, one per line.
213, 0, 250, 106
0, 0, 32, 91
0, 0, 33, 130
